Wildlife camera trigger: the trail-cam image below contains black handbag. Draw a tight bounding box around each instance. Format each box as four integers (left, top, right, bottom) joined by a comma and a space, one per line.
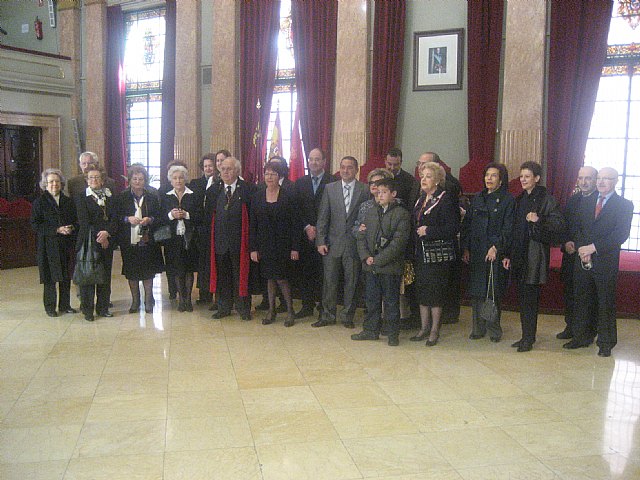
421, 239, 456, 263
73, 230, 106, 286
480, 261, 499, 325
152, 225, 172, 243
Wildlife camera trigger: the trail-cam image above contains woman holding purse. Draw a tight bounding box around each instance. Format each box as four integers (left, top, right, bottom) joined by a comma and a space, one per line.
411, 161, 460, 346
115, 164, 164, 314
461, 163, 514, 343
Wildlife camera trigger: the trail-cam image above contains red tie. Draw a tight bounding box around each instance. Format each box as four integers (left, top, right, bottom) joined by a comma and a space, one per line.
595, 196, 604, 218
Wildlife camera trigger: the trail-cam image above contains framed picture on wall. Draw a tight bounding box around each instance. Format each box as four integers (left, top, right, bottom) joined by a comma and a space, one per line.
413, 28, 464, 91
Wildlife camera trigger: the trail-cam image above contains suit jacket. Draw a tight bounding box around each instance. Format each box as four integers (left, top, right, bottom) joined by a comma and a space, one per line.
213, 178, 254, 255
316, 179, 369, 257
295, 172, 334, 230
31, 191, 78, 284
394, 168, 420, 209
572, 191, 634, 274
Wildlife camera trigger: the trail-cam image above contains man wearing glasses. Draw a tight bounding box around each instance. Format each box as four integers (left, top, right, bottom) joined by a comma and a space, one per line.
564, 167, 633, 357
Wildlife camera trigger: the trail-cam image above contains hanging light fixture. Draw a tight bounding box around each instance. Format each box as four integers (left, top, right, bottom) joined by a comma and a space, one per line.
618, 0, 640, 29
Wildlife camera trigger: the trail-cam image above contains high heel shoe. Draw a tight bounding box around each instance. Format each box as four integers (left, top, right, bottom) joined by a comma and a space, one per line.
410, 331, 429, 341
128, 301, 140, 314
262, 312, 276, 325
284, 315, 295, 327
144, 298, 155, 313
425, 334, 439, 347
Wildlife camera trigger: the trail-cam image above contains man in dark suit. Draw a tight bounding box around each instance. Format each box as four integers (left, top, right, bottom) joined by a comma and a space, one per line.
385, 147, 419, 209
564, 167, 633, 357
315, 156, 369, 328
210, 156, 255, 320
294, 147, 333, 319
557, 166, 598, 340
190, 152, 226, 305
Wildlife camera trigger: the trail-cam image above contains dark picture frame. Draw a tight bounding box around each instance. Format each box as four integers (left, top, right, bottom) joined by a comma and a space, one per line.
413, 28, 464, 91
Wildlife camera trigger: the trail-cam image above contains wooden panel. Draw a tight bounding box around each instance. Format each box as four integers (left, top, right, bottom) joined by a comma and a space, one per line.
0, 218, 38, 269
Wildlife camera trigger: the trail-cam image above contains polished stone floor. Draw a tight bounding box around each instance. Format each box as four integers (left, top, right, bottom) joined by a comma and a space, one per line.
1, 255, 640, 479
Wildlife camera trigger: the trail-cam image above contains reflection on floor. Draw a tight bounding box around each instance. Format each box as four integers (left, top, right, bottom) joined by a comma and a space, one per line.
1, 256, 640, 479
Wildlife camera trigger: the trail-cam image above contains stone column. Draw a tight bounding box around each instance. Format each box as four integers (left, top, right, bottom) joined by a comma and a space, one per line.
174, 0, 201, 178
333, 0, 369, 175
210, 0, 238, 155
499, 0, 546, 180
57, 0, 82, 126
83, 0, 107, 166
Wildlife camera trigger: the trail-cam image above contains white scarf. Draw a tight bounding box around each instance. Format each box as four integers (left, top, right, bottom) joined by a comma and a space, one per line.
85, 186, 112, 206
130, 194, 145, 245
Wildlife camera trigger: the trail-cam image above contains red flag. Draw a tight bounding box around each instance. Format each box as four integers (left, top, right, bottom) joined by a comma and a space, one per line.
289, 105, 305, 181
268, 110, 283, 160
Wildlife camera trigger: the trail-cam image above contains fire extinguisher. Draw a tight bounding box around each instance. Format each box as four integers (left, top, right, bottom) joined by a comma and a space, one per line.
34, 17, 43, 41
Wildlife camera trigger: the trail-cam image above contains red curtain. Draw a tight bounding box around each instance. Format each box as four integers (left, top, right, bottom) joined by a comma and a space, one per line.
160, 0, 176, 184
289, 105, 305, 181
240, 0, 281, 184
105, 5, 127, 192
291, 0, 338, 163
546, 0, 612, 206
361, 0, 406, 181
459, 0, 504, 194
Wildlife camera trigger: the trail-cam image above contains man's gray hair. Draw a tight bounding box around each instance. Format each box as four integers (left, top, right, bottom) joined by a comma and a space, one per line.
79, 151, 99, 165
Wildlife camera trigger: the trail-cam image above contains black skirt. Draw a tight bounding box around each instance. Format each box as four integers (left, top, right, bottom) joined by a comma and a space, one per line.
120, 241, 165, 280
413, 260, 451, 307
164, 235, 199, 275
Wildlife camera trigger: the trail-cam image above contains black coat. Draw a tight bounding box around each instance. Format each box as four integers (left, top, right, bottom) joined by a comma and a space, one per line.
412, 187, 460, 259
31, 191, 78, 284
394, 168, 420, 210
160, 188, 202, 250
294, 172, 334, 229
213, 179, 254, 255
75, 189, 118, 253
461, 186, 515, 298
509, 185, 565, 285
114, 189, 164, 247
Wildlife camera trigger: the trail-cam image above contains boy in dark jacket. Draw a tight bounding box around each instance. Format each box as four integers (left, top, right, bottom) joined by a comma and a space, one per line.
351, 179, 411, 346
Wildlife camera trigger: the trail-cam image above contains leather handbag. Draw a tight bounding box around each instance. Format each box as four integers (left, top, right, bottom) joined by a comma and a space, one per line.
421, 239, 456, 263
72, 229, 106, 286
152, 225, 172, 243
480, 261, 499, 325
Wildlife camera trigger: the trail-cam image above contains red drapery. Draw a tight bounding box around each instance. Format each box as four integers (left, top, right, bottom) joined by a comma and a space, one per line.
289, 105, 305, 181
240, 0, 281, 184
291, 0, 338, 163
361, 0, 406, 181
160, 0, 176, 184
105, 5, 127, 191
546, 0, 613, 206
459, 0, 504, 194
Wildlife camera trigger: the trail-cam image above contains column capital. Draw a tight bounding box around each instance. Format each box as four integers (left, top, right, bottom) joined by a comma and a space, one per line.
57, 0, 80, 10
84, 0, 107, 6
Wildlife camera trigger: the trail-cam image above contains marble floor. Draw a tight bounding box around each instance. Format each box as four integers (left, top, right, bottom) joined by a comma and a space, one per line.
1, 255, 640, 479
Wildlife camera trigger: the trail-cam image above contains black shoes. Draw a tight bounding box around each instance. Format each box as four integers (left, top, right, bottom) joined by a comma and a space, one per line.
84, 312, 94, 322
490, 337, 501, 343
410, 331, 429, 342
598, 347, 612, 357
517, 343, 533, 352
469, 334, 485, 340
284, 317, 295, 327
129, 302, 140, 314
212, 310, 231, 319
241, 311, 252, 321
387, 336, 399, 347
425, 335, 439, 347
62, 307, 77, 314
262, 313, 275, 325
312, 318, 336, 327
556, 329, 573, 340
351, 331, 379, 341
563, 339, 591, 349
255, 298, 269, 311
98, 311, 113, 318
46, 311, 58, 317
294, 307, 315, 319
342, 320, 355, 329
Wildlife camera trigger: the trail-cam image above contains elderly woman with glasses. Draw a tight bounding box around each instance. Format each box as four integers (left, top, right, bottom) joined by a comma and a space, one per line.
31, 169, 78, 317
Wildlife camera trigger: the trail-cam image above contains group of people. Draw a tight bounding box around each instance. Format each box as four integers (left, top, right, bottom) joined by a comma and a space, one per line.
30, 147, 633, 356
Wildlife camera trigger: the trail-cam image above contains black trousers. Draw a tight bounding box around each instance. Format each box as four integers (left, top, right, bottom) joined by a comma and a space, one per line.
561, 252, 576, 333
215, 250, 250, 314
196, 226, 212, 301
299, 239, 323, 310
573, 261, 617, 348
517, 280, 541, 344
43, 280, 71, 313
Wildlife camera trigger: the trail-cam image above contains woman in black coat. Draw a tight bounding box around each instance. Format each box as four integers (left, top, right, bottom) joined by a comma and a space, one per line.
503, 161, 566, 352
461, 163, 515, 343
411, 161, 460, 346
250, 161, 301, 326
75, 166, 118, 321
30, 169, 78, 317
115, 164, 164, 314
161, 165, 202, 312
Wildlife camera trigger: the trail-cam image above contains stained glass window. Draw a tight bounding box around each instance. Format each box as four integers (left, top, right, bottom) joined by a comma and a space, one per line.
585, 4, 640, 250
124, 8, 166, 188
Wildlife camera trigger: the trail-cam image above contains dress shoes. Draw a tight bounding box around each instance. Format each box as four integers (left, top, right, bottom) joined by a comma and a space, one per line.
84, 313, 94, 322
128, 302, 140, 314
387, 336, 399, 346
342, 320, 355, 329
563, 339, 591, 349
255, 298, 269, 311
208, 303, 218, 311
517, 343, 533, 352
556, 329, 573, 340
490, 337, 501, 343
598, 347, 612, 357
425, 335, 439, 347
351, 331, 379, 341
294, 307, 315, 319
212, 310, 231, 319
469, 333, 485, 340
46, 310, 58, 317
62, 307, 77, 314
262, 314, 275, 325
177, 302, 185, 312
184, 301, 194, 312
311, 318, 336, 328
98, 311, 113, 318
410, 331, 429, 342
511, 340, 522, 348
284, 317, 295, 327
511, 339, 535, 348
241, 311, 252, 321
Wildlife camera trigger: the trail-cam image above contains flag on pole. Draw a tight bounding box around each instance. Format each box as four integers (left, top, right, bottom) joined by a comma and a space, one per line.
289, 104, 305, 181
268, 110, 283, 160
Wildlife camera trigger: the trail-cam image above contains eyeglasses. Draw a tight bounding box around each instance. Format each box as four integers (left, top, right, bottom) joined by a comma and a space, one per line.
47, 180, 61, 184
597, 177, 616, 181
87, 176, 102, 180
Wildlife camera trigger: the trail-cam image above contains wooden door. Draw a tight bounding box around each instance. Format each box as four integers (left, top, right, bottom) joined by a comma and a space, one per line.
0, 125, 42, 201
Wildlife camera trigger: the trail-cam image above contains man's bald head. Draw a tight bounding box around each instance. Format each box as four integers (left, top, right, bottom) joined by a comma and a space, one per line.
576, 166, 598, 196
